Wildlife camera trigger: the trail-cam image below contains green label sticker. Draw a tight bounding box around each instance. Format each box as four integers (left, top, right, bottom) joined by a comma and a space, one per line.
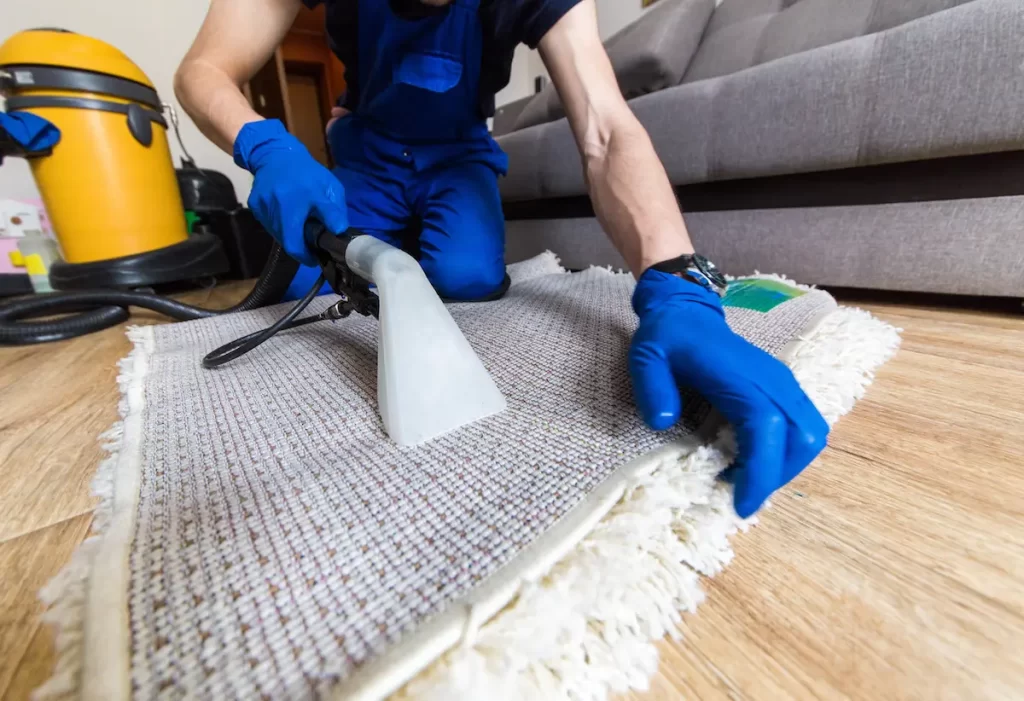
723, 279, 806, 312
185, 210, 200, 234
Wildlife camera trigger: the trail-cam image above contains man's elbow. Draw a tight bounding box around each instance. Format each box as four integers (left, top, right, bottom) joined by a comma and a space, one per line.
582, 108, 648, 166
173, 60, 197, 114
173, 57, 222, 121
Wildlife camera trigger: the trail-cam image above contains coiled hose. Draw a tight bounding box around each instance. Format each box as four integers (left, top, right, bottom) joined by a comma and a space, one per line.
0, 243, 299, 345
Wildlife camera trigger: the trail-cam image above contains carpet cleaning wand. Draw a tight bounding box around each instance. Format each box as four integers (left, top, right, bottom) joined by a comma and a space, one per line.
204, 221, 508, 447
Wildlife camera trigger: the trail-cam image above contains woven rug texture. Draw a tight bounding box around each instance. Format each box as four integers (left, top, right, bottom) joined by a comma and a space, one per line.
41, 254, 858, 701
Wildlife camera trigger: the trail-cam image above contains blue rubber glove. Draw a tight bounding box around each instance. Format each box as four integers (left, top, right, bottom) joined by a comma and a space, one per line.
0, 111, 61, 163
234, 119, 347, 266
629, 270, 829, 518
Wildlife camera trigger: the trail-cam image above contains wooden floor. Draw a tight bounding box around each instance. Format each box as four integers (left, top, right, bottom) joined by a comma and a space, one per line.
1, 286, 1022, 700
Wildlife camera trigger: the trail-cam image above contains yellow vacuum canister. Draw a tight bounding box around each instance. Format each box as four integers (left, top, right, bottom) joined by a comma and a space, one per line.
0, 28, 226, 288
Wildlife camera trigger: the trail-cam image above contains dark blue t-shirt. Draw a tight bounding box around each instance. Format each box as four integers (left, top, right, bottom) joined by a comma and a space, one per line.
302, 0, 583, 118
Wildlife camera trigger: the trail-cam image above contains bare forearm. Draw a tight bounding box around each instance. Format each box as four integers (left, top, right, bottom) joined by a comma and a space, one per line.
539, 1, 694, 278
584, 116, 693, 276
174, 59, 261, 154
173, 0, 300, 155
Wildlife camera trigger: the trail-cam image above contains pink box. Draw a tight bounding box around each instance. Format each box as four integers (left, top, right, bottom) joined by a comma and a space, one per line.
0, 199, 55, 274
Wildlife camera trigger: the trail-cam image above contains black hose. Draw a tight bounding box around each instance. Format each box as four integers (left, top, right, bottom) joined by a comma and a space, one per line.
202, 223, 367, 368
202, 273, 325, 368
0, 243, 299, 345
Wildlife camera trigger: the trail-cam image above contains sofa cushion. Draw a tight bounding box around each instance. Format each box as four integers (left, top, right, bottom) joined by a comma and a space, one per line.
512, 87, 558, 134
683, 0, 977, 82
505, 195, 1024, 296
498, 0, 1024, 200
603, 0, 716, 96
512, 0, 715, 130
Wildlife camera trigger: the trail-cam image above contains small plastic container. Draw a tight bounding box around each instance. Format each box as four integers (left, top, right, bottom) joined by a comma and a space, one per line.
10, 230, 61, 293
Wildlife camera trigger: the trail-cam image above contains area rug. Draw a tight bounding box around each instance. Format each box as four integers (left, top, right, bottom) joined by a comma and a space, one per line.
36, 253, 900, 701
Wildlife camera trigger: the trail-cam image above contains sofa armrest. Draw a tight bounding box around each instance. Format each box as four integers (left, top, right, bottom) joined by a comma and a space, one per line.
492, 95, 536, 138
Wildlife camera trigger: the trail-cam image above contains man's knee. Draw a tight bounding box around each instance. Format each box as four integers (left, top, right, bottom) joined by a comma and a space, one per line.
421, 255, 507, 301
417, 162, 507, 300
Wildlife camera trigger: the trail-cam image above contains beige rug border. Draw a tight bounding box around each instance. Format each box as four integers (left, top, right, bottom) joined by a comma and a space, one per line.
33, 268, 900, 701
338, 442, 701, 701
33, 324, 155, 701
80, 324, 150, 701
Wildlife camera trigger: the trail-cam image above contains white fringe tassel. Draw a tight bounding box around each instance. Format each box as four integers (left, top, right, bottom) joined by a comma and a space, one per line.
395, 306, 901, 701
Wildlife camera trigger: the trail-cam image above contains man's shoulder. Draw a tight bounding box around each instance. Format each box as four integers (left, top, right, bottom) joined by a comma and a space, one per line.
483, 0, 584, 49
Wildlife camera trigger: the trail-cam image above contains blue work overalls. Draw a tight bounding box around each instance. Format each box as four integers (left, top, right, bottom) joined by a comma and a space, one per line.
284, 0, 510, 301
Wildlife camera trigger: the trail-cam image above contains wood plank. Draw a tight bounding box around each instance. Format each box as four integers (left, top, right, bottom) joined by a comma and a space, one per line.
5, 625, 55, 701
856, 301, 1023, 332
863, 350, 1024, 434
862, 307, 1024, 373
645, 436, 1024, 700
0, 514, 92, 699
0, 284, 250, 542
0, 327, 121, 542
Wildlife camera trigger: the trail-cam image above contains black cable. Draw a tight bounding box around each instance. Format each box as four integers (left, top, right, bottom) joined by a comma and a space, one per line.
0, 243, 298, 345
202, 273, 326, 368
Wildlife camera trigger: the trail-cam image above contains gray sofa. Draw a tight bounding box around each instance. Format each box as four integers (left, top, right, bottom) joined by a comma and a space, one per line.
496, 0, 1024, 297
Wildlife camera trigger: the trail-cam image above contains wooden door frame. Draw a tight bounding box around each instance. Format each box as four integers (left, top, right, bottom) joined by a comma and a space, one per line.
242, 47, 295, 131
283, 60, 332, 128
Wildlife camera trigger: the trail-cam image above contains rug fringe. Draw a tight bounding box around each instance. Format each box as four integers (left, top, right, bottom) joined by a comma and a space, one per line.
507, 250, 565, 284
734, 271, 817, 291
32, 326, 155, 701
393, 305, 900, 701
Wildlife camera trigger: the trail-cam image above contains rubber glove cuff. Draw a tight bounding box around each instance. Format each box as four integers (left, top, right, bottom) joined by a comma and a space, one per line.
0, 111, 61, 158
632, 269, 726, 319
233, 119, 300, 173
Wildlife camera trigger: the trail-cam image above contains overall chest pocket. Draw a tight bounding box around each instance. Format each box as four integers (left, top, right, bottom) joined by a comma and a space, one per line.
393, 51, 463, 94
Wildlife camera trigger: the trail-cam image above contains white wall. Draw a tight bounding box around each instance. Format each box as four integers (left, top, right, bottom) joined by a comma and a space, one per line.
0, 2, 251, 204
494, 44, 536, 107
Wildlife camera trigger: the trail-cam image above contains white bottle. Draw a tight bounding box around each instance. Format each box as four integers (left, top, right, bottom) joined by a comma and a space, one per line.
2, 201, 60, 293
